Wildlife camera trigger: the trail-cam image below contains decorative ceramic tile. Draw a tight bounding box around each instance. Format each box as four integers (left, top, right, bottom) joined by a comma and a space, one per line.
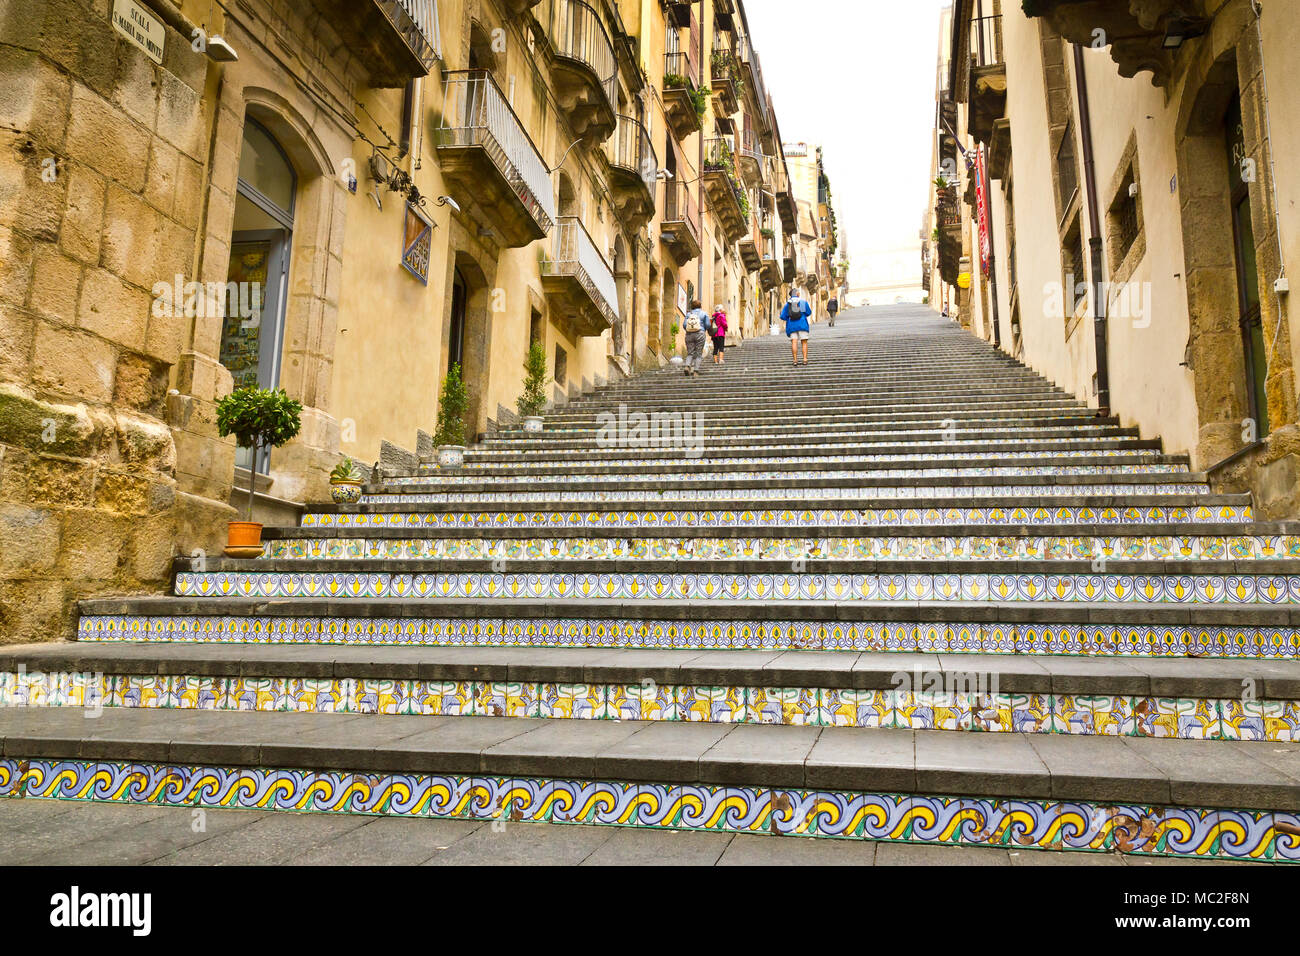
7, 757, 1297, 861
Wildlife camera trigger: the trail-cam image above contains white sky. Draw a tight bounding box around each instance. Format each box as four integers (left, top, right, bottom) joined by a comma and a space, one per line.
744, 0, 951, 287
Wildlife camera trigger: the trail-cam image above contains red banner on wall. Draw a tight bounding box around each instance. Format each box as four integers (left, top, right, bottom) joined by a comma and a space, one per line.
976, 146, 991, 276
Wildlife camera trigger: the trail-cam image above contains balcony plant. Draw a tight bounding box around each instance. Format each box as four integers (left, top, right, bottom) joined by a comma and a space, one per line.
517, 341, 549, 434
328, 457, 364, 504
215, 386, 303, 556
664, 72, 688, 90
688, 86, 709, 118
433, 362, 470, 468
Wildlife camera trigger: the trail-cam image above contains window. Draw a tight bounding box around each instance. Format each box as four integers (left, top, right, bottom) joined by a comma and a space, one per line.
1108, 165, 1142, 270
1063, 215, 1086, 318
554, 344, 568, 385
1055, 121, 1078, 214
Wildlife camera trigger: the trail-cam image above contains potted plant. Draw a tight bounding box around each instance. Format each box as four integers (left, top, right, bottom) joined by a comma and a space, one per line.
517, 342, 549, 434
668, 321, 683, 364
215, 386, 303, 557
934, 175, 952, 201
434, 362, 469, 468
329, 457, 364, 504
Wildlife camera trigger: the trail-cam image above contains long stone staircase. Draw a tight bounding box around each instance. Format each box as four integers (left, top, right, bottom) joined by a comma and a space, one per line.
5, 305, 1300, 861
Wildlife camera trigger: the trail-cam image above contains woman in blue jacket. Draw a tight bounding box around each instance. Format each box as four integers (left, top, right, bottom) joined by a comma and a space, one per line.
780, 290, 812, 366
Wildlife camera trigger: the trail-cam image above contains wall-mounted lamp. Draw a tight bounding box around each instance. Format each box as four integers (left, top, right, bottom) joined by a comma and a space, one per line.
435, 195, 461, 214
206, 35, 239, 61
1162, 16, 1208, 49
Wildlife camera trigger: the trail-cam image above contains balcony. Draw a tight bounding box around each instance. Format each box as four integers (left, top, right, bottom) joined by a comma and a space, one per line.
738, 211, 762, 273
542, 217, 620, 337
782, 237, 797, 283
775, 166, 798, 235
759, 235, 782, 290
502, 0, 543, 13
735, 36, 774, 151
323, 0, 440, 87
663, 52, 703, 140
702, 137, 748, 244
661, 182, 701, 267
737, 126, 763, 188
606, 115, 657, 230
546, 0, 618, 142
710, 43, 741, 117
1022, 0, 1206, 87
433, 70, 555, 247
968, 14, 1007, 146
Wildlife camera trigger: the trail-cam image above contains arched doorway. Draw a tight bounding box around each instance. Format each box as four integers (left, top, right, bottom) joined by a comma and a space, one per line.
1175, 47, 1284, 465
662, 266, 677, 353
1225, 95, 1268, 438
446, 253, 491, 438
221, 116, 296, 472
612, 234, 630, 358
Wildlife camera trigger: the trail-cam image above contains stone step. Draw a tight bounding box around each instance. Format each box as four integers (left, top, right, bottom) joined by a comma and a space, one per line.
409, 454, 1191, 484
300, 497, 1255, 530
528, 406, 1098, 427
491, 415, 1114, 441
480, 424, 1135, 453
564, 390, 1077, 411
172, 562, 1300, 607
261, 523, 1300, 563
460, 438, 1162, 466
5, 643, 1298, 740
172, 564, 1300, 608
535, 399, 1087, 422
75, 596, 1300, 658
2, 708, 1298, 861
361, 477, 1214, 505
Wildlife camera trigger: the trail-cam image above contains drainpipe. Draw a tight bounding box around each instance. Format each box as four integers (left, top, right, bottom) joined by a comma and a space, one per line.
696, 29, 706, 309
1072, 43, 1110, 418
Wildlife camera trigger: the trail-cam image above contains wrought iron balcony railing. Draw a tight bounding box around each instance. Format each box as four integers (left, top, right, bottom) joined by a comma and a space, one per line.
608, 114, 656, 182
546, 216, 620, 324
664, 51, 698, 89
434, 70, 556, 231
971, 14, 1004, 68
548, 0, 617, 113
663, 181, 700, 238
380, 0, 442, 70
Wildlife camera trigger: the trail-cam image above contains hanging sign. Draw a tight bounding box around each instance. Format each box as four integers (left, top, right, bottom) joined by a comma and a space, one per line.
111, 0, 165, 64
401, 202, 433, 285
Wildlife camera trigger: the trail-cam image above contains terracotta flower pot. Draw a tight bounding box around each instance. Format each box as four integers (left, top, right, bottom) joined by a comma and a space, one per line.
224, 521, 264, 559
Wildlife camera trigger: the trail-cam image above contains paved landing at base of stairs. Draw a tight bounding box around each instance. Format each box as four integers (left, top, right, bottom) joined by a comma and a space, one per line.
0, 799, 1261, 866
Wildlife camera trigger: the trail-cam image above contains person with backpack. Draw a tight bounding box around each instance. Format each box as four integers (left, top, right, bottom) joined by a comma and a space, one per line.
682, 299, 710, 376
780, 289, 812, 366
710, 307, 729, 365
827, 296, 839, 327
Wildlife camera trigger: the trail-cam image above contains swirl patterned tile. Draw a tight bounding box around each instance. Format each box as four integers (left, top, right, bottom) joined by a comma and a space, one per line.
4, 758, 1296, 861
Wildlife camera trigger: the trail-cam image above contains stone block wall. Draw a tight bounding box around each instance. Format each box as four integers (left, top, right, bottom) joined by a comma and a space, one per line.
0, 0, 233, 642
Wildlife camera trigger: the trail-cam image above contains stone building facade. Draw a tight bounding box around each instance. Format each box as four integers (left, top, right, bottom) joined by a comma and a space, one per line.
0, 0, 830, 642
931, 0, 1300, 518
